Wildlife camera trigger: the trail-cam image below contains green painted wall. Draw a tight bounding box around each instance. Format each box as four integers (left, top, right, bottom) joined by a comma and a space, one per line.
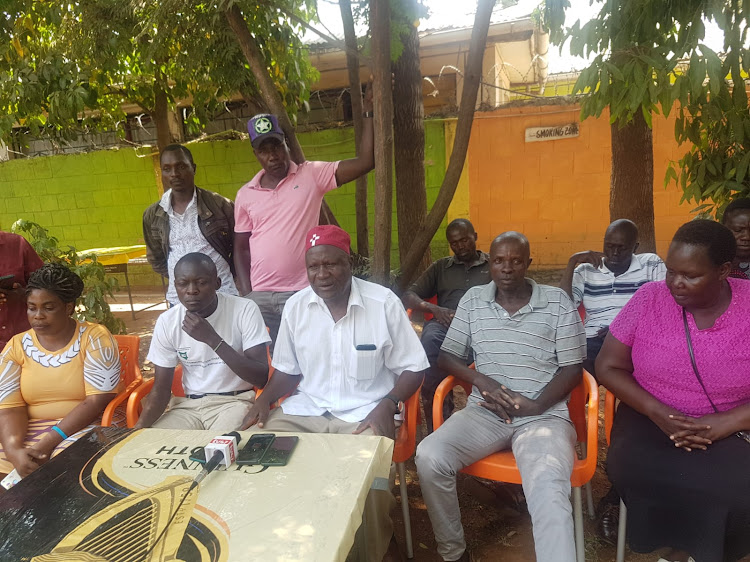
0, 121, 449, 286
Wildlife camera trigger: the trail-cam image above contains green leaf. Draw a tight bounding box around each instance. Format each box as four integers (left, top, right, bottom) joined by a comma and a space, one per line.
736, 151, 750, 184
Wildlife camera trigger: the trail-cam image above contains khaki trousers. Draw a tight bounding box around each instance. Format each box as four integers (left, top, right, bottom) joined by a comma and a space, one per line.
152, 390, 255, 431
263, 409, 396, 562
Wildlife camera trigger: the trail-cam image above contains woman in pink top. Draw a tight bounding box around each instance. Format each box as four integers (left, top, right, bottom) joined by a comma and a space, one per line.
597, 220, 750, 562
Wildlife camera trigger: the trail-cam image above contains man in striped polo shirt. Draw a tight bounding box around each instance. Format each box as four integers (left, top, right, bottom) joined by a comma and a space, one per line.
416, 232, 586, 562
561, 218, 665, 545
560, 219, 665, 378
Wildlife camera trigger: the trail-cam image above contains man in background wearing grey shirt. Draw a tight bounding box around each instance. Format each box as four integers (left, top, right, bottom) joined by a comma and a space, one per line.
416, 232, 586, 562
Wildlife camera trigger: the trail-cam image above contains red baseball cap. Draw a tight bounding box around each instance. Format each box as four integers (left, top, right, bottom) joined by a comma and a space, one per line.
305, 225, 351, 254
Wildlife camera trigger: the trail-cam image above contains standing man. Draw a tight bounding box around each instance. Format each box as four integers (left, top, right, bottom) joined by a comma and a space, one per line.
402, 218, 490, 431
241, 225, 428, 561
143, 144, 238, 308
0, 228, 44, 350
233, 95, 374, 343
722, 197, 750, 279
135, 253, 270, 431
560, 219, 665, 378
416, 232, 586, 562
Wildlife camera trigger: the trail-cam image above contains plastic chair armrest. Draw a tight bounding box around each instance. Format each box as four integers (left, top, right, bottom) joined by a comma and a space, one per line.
580, 370, 599, 483
393, 384, 422, 463
433, 376, 472, 431
126, 378, 156, 428
101, 378, 143, 426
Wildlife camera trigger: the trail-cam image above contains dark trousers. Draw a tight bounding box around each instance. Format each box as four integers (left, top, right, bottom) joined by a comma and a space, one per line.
584, 335, 605, 378
421, 321, 466, 432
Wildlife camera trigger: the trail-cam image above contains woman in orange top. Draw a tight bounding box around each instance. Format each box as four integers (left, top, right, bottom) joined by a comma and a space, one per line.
0, 263, 121, 478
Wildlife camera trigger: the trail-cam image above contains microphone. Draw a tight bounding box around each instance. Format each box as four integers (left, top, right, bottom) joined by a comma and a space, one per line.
192, 431, 242, 489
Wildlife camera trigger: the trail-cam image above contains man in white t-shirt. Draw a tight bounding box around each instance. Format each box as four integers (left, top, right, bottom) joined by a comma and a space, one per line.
241, 225, 429, 562
136, 253, 271, 431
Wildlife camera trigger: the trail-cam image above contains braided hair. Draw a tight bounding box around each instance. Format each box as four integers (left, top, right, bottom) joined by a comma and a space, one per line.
26, 263, 84, 304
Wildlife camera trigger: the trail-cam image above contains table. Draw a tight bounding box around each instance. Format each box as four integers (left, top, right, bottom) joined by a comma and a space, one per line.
0, 427, 394, 562
77, 245, 165, 319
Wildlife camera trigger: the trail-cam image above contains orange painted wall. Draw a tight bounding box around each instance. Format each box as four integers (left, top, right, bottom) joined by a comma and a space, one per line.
467, 103, 695, 266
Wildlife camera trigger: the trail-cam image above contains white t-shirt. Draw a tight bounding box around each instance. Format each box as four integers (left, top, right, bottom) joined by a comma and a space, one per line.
272, 277, 430, 423
147, 293, 270, 395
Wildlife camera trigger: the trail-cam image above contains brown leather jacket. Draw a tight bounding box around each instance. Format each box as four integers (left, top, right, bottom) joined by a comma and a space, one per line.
142, 186, 235, 277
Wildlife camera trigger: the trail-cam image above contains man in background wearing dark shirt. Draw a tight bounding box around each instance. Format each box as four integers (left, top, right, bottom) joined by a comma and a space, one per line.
402, 219, 490, 431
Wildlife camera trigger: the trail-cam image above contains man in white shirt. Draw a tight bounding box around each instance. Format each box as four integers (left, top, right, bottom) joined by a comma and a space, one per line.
136, 253, 270, 431
143, 144, 238, 307
241, 225, 428, 562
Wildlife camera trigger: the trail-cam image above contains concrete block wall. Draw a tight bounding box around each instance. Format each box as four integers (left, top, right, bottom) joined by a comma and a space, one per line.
467, 104, 695, 266
0, 122, 451, 288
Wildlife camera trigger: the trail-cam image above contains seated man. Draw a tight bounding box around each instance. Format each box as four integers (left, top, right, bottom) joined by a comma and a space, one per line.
402, 218, 490, 431
416, 232, 586, 562
560, 218, 665, 377
241, 225, 428, 562
135, 253, 270, 431
721, 197, 750, 279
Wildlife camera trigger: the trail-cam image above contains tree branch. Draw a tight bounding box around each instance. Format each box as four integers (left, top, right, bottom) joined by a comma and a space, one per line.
398, 0, 496, 288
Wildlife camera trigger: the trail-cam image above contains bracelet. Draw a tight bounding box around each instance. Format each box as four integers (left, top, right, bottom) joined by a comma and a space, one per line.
212, 339, 225, 352
51, 425, 68, 440
362, 111, 374, 118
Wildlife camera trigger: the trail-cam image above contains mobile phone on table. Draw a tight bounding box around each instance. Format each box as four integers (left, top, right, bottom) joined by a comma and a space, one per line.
237, 433, 276, 466
0, 275, 15, 290
260, 435, 298, 467
189, 447, 206, 464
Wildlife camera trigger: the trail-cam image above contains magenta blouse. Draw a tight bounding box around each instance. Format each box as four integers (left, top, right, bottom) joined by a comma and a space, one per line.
609, 278, 750, 417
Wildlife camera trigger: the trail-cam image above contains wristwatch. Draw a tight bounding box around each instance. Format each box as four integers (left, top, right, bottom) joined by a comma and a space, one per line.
382, 393, 404, 413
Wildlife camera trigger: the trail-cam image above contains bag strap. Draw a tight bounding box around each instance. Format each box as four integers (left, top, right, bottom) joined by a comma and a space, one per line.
682, 307, 719, 414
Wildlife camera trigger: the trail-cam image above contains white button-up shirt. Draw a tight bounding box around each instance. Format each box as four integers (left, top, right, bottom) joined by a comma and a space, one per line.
272, 277, 430, 423
160, 190, 238, 305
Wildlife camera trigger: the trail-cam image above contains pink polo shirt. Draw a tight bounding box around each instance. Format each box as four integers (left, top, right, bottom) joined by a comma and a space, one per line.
235, 160, 339, 292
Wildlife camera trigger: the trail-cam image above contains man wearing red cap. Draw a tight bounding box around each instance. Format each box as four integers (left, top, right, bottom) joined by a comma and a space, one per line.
233, 96, 374, 345
241, 225, 429, 561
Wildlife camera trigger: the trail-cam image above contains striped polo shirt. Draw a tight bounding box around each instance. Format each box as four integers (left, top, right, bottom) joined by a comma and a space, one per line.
571, 253, 666, 338
441, 279, 586, 426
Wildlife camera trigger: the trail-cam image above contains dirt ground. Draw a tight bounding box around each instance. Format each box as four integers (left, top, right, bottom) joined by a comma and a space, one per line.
108, 278, 741, 562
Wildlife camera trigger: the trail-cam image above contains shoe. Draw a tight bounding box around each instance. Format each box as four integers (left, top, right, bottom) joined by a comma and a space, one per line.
657, 556, 696, 562
596, 502, 620, 545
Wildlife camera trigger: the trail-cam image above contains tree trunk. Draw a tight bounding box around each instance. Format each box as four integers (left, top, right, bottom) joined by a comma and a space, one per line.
224, 4, 339, 227
152, 80, 174, 153
610, 110, 656, 252
393, 5, 430, 277
371, 0, 394, 285
398, 0, 496, 288
339, 0, 369, 258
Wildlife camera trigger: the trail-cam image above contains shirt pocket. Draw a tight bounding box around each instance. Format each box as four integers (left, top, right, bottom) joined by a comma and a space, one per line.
349, 348, 382, 381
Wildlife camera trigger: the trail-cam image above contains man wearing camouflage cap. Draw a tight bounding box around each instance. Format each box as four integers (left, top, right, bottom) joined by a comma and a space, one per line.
234, 94, 374, 345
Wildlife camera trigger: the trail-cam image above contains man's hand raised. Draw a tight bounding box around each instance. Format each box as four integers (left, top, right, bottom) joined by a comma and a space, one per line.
568, 251, 606, 269
182, 312, 221, 348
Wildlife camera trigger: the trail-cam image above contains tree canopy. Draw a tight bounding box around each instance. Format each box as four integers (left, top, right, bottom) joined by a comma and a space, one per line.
0, 0, 319, 150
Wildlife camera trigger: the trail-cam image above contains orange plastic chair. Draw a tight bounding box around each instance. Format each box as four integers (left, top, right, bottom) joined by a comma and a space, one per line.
127, 347, 275, 427
604, 389, 628, 562
405, 294, 437, 322
433, 370, 599, 562
392, 383, 422, 559
100, 335, 143, 427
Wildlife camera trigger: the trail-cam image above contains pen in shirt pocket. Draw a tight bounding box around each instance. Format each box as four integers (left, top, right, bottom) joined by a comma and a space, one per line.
355, 344, 377, 351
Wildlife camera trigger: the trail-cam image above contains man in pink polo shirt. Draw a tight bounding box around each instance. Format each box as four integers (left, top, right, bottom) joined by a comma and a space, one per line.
234, 100, 374, 344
